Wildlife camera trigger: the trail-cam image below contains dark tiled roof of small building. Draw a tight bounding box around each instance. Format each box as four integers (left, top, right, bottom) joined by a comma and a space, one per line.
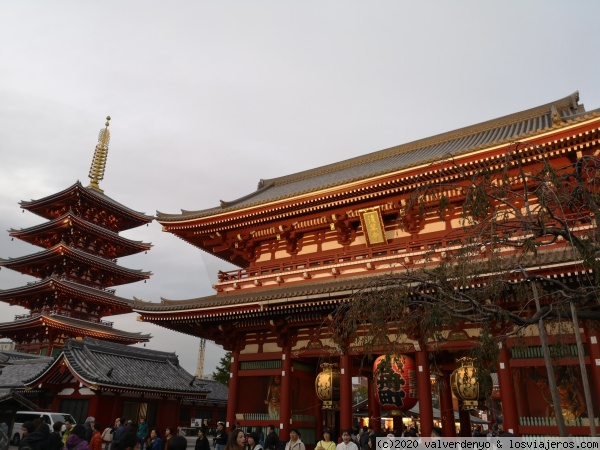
0, 352, 53, 387
193, 378, 229, 402
158, 92, 599, 221
45, 338, 211, 395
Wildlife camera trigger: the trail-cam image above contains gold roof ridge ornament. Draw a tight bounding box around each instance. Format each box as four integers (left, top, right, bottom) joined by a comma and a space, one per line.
87, 116, 111, 193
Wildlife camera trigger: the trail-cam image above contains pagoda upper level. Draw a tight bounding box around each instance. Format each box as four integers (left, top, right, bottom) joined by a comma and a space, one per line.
9, 211, 152, 259
20, 181, 153, 232
0, 243, 151, 288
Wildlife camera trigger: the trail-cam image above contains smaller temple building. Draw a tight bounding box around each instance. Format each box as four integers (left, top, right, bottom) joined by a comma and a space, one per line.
0, 337, 227, 442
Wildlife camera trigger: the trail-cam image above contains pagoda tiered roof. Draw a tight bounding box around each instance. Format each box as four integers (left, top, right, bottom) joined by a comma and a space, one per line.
0, 243, 151, 287
0, 277, 134, 316
0, 312, 151, 344
25, 337, 210, 397
20, 181, 153, 232
9, 211, 152, 258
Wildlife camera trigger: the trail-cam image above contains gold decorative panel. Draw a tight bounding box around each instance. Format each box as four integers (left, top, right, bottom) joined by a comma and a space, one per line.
359, 207, 387, 246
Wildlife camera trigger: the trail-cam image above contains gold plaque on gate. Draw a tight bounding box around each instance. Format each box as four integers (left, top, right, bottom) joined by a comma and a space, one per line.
359, 207, 387, 246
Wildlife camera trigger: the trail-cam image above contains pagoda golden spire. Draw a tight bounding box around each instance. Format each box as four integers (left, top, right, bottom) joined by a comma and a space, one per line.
87, 116, 111, 193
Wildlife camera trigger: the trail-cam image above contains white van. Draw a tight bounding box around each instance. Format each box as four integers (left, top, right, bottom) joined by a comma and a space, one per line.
11, 411, 76, 445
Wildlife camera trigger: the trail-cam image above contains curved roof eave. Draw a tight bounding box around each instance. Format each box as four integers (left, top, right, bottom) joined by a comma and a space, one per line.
9, 212, 152, 250
20, 181, 154, 223
156, 92, 592, 222
0, 277, 135, 307
0, 243, 152, 278
0, 313, 152, 341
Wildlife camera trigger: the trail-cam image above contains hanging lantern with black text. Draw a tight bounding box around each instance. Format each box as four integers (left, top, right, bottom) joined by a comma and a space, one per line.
450, 357, 493, 410
373, 354, 418, 411
315, 363, 341, 410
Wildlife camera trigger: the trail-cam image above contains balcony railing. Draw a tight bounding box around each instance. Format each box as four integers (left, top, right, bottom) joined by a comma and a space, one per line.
519, 416, 599, 427
234, 413, 315, 422
510, 344, 585, 359
217, 240, 445, 283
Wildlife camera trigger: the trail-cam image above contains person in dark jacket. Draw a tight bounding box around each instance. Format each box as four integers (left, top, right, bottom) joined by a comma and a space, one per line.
214, 423, 227, 450
147, 430, 162, 450
120, 433, 140, 450
113, 419, 127, 450
247, 432, 263, 450
19, 421, 49, 450
169, 436, 187, 450
264, 425, 279, 450
19, 421, 36, 449
47, 421, 64, 450
195, 428, 210, 450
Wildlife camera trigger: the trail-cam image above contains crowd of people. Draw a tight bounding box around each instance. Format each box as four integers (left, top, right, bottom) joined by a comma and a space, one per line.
12, 416, 191, 450
6, 417, 509, 450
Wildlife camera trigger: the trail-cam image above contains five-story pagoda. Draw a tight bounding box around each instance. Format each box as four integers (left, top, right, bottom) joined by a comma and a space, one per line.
0, 117, 152, 355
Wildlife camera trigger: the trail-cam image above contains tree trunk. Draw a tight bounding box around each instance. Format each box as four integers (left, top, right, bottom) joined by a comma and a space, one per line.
570, 301, 597, 436
531, 283, 567, 436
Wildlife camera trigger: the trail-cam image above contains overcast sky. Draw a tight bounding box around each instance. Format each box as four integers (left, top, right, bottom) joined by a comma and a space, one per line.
1, 1, 600, 376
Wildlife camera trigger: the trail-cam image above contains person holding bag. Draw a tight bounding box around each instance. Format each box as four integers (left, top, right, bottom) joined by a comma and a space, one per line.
101, 427, 113, 450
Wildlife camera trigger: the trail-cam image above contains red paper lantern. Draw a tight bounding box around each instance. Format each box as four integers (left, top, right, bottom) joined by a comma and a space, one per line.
373, 354, 418, 410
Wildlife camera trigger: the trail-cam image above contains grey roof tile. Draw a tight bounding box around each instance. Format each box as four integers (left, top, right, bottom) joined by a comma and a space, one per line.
0, 353, 52, 387
158, 92, 597, 221
51, 338, 220, 396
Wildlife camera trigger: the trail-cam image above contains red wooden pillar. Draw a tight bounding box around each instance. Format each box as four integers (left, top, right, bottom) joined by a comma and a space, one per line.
513, 368, 530, 418
111, 393, 121, 425
458, 410, 471, 437
340, 353, 353, 431
497, 342, 519, 435
584, 323, 600, 412
226, 349, 240, 429
368, 376, 380, 432
88, 392, 100, 419
280, 346, 292, 440
415, 349, 433, 437
316, 400, 323, 440
439, 372, 456, 437
159, 397, 168, 432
